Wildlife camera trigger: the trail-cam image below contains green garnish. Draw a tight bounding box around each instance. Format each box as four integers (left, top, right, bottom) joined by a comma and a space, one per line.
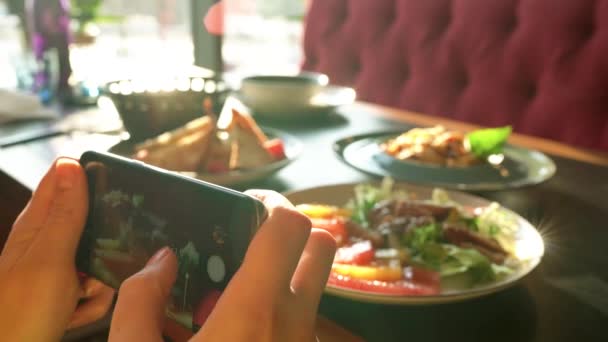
466, 126, 512, 158
404, 224, 442, 252
132, 194, 144, 207
346, 177, 405, 228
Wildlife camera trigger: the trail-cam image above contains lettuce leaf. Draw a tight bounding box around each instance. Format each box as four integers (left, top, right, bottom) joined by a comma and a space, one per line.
404, 224, 442, 252
346, 177, 406, 228
476, 202, 519, 255
410, 243, 512, 285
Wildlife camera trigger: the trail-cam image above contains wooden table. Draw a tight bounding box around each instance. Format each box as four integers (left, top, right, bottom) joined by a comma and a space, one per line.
1, 102, 607, 342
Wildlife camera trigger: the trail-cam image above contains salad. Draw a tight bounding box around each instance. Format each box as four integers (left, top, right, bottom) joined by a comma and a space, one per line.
296, 178, 520, 296
380, 125, 511, 167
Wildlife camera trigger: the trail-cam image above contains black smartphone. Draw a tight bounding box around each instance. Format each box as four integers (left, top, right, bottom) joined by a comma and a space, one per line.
76, 151, 267, 331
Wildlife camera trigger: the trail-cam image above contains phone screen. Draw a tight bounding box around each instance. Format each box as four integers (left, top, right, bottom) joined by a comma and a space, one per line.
77, 153, 264, 330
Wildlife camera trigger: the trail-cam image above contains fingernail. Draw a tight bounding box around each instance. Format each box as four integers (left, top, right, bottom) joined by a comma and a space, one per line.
147, 247, 170, 266
55, 158, 76, 190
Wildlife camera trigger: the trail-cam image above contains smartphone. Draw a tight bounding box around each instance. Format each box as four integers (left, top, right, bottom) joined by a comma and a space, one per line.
76, 151, 267, 331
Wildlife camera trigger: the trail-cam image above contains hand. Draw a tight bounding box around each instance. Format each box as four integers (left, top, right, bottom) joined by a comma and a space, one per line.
0, 158, 93, 340
67, 277, 115, 331
110, 189, 337, 341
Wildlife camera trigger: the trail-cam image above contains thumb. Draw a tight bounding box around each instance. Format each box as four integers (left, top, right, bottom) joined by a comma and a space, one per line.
31, 158, 88, 263
109, 247, 178, 342
2, 158, 87, 266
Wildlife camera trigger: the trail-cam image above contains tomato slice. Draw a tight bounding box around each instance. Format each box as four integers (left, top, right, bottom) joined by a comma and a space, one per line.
310, 217, 348, 245
403, 266, 441, 293
264, 139, 286, 160
334, 240, 375, 265
327, 272, 440, 295
205, 160, 229, 173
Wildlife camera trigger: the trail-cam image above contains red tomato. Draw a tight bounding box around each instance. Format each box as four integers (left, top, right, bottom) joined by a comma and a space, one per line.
264, 139, 286, 160
334, 240, 374, 265
310, 217, 348, 245
327, 272, 439, 295
193, 290, 222, 328
206, 161, 229, 173
403, 266, 441, 293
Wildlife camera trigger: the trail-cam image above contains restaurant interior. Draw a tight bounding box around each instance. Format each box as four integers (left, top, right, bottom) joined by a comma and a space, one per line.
0, 0, 607, 341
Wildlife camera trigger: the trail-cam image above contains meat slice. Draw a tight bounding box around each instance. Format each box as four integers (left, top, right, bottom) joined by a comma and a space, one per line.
344, 220, 384, 247
442, 224, 508, 264
369, 199, 453, 226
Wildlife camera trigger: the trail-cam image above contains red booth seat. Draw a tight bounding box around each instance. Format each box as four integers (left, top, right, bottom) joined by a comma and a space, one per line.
302, 0, 608, 151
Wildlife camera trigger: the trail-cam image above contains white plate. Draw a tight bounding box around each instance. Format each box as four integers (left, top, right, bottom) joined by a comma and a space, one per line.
285, 182, 545, 305
110, 128, 302, 187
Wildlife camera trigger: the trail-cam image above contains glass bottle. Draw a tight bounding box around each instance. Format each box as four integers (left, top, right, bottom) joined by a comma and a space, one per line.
26, 0, 73, 103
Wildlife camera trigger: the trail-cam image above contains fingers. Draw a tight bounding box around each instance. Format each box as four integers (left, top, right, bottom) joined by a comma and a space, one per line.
2, 157, 86, 266
9, 160, 57, 231
109, 247, 177, 342
67, 279, 115, 330
31, 158, 88, 263
3, 158, 59, 257
242, 190, 312, 294
290, 229, 336, 306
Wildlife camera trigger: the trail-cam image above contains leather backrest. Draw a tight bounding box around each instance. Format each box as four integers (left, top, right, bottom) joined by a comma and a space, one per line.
302, 0, 608, 150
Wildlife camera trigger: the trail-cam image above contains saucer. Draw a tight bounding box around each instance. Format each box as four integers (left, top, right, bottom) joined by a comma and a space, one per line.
239, 85, 356, 120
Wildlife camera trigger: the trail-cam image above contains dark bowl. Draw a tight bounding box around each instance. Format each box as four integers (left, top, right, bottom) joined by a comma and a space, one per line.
104, 76, 230, 142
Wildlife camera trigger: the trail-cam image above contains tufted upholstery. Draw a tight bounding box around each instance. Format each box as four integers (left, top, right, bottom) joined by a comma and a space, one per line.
302, 0, 608, 151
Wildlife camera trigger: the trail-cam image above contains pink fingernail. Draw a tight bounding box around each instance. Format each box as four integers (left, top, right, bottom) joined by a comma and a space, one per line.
55, 158, 76, 190
147, 247, 170, 266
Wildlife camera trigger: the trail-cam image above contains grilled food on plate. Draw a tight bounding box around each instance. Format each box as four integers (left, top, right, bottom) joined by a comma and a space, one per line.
132, 106, 285, 173
381, 125, 511, 167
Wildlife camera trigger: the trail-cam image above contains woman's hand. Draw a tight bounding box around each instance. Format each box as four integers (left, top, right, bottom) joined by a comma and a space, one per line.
110, 189, 337, 342
0, 158, 90, 341
67, 277, 115, 331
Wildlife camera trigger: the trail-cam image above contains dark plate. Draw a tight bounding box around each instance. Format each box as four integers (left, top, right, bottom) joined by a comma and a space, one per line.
334, 131, 556, 191
109, 127, 302, 186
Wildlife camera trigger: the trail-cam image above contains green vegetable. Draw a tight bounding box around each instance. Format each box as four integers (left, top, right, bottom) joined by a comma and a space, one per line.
415, 243, 447, 270
446, 246, 494, 282
404, 225, 512, 285
403, 224, 445, 270
96, 238, 121, 250
178, 242, 200, 272
102, 190, 129, 208
132, 194, 144, 207
404, 224, 442, 252
466, 126, 512, 158
92, 257, 121, 288
344, 179, 516, 287
346, 177, 406, 228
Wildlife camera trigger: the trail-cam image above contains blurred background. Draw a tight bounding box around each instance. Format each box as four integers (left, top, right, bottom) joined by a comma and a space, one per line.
0, 0, 307, 92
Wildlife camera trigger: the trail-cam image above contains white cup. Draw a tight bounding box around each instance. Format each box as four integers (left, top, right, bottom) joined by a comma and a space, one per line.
239, 72, 329, 115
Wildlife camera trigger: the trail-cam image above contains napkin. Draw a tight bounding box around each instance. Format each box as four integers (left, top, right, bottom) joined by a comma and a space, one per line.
0, 89, 58, 124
